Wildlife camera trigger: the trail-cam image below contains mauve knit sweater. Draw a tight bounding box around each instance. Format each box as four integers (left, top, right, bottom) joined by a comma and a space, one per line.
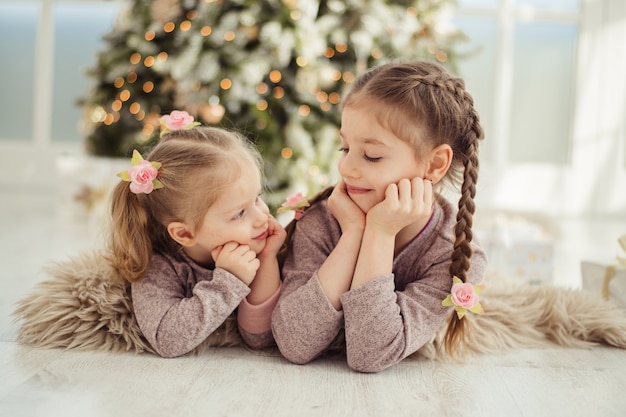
272, 196, 487, 372
132, 250, 277, 357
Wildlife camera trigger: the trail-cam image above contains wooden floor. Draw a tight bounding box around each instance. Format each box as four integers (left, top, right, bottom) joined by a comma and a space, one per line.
1, 187, 626, 417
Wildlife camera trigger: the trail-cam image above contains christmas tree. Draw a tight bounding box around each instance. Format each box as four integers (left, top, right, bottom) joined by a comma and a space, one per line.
79, 0, 464, 208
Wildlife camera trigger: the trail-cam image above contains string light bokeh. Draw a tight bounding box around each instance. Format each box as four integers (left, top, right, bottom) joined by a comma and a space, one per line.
80, 0, 461, 208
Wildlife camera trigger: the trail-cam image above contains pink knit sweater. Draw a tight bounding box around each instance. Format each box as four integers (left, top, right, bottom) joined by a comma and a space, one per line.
132, 250, 277, 357
272, 196, 487, 372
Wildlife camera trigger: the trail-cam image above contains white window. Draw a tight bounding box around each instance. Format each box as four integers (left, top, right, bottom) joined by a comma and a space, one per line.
453, 0, 625, 217
0, 0, 121, 187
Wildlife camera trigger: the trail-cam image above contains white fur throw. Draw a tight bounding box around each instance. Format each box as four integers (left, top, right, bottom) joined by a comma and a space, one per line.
12, 250, 626, 360
418, 273, 626, 360
13, 250, 242, 355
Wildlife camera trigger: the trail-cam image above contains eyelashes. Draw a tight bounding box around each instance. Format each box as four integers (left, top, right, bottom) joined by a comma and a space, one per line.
338, 147, 381, 162
231, 195, 264, 221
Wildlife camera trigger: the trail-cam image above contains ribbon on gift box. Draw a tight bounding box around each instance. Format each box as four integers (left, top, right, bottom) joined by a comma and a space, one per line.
601, 234, 626, 300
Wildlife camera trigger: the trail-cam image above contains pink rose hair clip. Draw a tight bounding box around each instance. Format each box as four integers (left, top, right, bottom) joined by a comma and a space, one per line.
277, 192, 310, 220
117, 110, 202, 194
159, 110, 200, 137
442, 277, 485, 319
117, 150, 163, 194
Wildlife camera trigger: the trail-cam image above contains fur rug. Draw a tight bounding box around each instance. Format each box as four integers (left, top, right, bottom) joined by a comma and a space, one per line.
417, 276, 626, 360
13, 250, 243, 356
12, 250, 626, 361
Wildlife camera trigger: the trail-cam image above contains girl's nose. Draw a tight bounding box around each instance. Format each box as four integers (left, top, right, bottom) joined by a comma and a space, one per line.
338, 154, 359, 179
254, 200, 269, 225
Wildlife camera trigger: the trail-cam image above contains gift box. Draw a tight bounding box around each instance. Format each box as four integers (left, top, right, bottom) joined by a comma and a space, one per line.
581, 234, 626, 308
581, 261, 626, 309
502, 241, 553, 284
475, 212, 555, 285
56, 154, 127, 223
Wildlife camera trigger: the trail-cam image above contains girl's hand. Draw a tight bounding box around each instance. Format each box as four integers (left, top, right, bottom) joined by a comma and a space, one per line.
328, 180, 366, 234
257, 215, 286, 260
212, 242, 260, 286
366, 177, 433, 236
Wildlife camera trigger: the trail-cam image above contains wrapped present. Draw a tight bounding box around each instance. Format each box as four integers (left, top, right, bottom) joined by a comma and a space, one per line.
504, 240, 553, 285
476, 212, 555, 285
581, 234, 626, 309
56, 154, 127, 223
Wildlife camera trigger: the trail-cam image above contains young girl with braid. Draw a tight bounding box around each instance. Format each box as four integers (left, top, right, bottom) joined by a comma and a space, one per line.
271, 60, 487, 372
109, 115, 284, 357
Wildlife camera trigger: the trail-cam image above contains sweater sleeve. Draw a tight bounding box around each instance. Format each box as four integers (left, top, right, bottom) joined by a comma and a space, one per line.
271, 206, 345, 364
237, 284, 281, 349
340, 248, 487, 373
132, 256, 250, 358
340, 265, 449, 373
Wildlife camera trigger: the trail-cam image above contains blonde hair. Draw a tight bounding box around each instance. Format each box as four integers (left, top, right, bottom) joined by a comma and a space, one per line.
108, 127, 262, 283
342, 60, 485, 356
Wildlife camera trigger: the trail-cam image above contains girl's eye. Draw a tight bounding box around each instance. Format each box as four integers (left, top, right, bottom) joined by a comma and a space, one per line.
339, 144, 380, 161
233, 210, 245, 220
364, 154, 382, 162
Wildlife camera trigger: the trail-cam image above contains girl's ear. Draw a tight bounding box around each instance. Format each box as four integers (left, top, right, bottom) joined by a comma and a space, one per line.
167, 222, 196, 247
425, 144, 453, 184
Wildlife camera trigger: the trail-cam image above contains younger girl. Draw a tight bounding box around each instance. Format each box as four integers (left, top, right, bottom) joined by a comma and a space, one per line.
272, 60, 487, 372
109, 115, 284, 357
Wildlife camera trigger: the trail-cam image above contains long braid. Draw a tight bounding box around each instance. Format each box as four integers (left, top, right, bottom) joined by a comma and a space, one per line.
408, 73, 485, 355
450, 139, 478, 281
417, 76, 481, 280
443, 91, 484, 355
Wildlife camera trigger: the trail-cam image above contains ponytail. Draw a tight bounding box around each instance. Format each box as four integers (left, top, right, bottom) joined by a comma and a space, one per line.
107, 181, 153, 282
